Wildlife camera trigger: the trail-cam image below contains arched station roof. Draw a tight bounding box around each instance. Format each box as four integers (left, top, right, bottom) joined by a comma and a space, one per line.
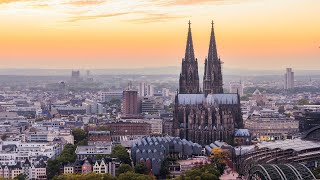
248, 163, 316, 180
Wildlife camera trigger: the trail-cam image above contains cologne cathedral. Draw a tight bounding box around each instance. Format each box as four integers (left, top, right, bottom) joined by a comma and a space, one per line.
173, 21, 243, 145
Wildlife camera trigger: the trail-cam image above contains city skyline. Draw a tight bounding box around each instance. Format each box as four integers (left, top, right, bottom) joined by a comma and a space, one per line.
0, 0, 319, 70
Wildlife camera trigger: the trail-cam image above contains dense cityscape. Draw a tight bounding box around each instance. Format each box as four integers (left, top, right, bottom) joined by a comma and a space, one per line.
0, 20, 319, 180
1, 0, 320, 179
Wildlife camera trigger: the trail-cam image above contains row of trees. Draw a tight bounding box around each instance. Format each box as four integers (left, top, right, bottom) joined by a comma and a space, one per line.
175, 165, 221, 180
52, 172, 154, 180
116, 163, 149, 176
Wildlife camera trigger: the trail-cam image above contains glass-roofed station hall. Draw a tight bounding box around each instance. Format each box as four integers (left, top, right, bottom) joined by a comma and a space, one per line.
238, 125, 320, 180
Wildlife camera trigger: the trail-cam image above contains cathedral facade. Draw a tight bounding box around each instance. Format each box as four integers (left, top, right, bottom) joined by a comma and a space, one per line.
173, 21, 243, 145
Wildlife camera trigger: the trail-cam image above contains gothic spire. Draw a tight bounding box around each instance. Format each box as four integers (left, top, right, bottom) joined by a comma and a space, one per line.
204, 58, 211, 80
208, 20, 218, 62
204, 20, 223, 94
179, 21, 200, 94
184, 20, 196, 62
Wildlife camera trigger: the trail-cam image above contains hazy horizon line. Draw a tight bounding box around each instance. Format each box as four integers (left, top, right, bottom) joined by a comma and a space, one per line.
0, 66, 320, 71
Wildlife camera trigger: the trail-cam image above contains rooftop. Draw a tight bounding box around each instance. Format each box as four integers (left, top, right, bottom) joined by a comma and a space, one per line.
257, 138, 320, 152
75, 145, 112, 155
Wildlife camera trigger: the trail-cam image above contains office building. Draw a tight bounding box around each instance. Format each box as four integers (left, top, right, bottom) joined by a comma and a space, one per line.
285, 68, 294, 89
121, 89, 138, 117
71, 70, 80, 82
141, 96, 164, 114
99, 91, 123, 102
138, 82, 146, 97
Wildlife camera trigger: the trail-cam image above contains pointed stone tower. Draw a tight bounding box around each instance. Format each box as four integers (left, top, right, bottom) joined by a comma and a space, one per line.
203, 20, 223, 95
179, 21, 200, 94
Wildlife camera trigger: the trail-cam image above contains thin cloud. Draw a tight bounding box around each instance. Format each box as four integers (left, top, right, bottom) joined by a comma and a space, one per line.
31, 3, 49, 8
0, 0, 32, 4
67, 12, 131, 22
128, 13, 186, 24
149, 0, 241, 6
67, 0, 106, 6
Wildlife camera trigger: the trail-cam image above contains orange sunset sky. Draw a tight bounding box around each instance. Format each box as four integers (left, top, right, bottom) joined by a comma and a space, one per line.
0, 0, 319, 70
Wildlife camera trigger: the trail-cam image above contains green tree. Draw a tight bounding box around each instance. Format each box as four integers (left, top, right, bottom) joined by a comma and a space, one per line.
52, 173, 116, 180
118, 171, 154, 180
175, 165, 220, 180
72, 128, 87, 145
57, 144, 77, 164
210, 148, 228, 175
111, 145, 131, 164
117, 164, 133, 176
77, 139, 88, 146
46, 159, 61, 179
159, 159, 169, 179
47, 144, 77, 179
97, 126, 110, 131
298, 98, 310, 105
14, 173, 27, 180
134, 162, 147, 174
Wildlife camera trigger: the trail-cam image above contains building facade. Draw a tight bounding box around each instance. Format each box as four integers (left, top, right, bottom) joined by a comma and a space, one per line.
88, 131, 112, 145
121, 90, 138, 117
297, 108, 320, 132
245, 118, 299, 141
285, 68, 294, 89
141, 96, 164, 114
99, 91, 123, 102
173, 21, 242, 145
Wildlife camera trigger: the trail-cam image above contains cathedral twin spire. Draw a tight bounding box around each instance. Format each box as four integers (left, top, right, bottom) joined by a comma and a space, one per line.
179, 21, 200, 94
204, 20, 224, 95
179, 20, 223, 95
185, 21, 196, 62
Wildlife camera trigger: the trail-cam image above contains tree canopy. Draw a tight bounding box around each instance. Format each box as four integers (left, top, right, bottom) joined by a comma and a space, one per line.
298, 98, 310, 105
116, 164, 133, 176
175, 165, 220, 180
210, 147, 228, 175
118, 171, 154, 180
46, 159, 61, 180
52, 173, 116, 180
111, 145, 131, 164
52, 172, 153, 180
57, 144, 77, 164
72, 128, 87, 145
47, 144, 77, 179
134, 162, 147, 174
14, 174, 27, 180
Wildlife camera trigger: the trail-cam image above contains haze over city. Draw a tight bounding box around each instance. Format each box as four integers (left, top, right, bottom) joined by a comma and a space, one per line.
0, 0, 319, 70
1, 1, 320, 180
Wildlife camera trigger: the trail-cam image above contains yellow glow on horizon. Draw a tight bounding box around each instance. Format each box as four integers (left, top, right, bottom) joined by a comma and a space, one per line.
0, 0, 319, 69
